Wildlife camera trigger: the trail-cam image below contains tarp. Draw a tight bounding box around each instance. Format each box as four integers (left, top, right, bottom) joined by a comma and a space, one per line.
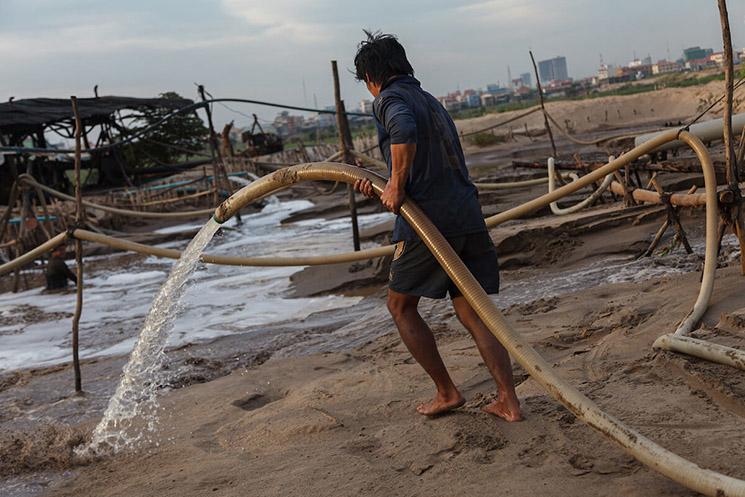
0, 96, 193, 134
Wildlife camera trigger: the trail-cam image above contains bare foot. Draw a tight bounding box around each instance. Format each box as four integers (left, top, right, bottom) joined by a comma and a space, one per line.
482, 397, 523, 422
416, 393, 465, 417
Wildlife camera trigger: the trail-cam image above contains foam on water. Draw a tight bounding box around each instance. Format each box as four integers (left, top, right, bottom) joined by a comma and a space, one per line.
81, 218, 221, 455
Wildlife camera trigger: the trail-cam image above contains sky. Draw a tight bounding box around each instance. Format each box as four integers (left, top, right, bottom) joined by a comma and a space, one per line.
1, 0, 744, 128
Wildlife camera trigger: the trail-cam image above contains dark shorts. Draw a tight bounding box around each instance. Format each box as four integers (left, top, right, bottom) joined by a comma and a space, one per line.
388, 231, 500, 299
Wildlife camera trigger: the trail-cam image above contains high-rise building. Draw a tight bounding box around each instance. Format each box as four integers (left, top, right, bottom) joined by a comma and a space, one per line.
519, 72, 532, 87
684, 46, 713, 62
538, 56, 569, 83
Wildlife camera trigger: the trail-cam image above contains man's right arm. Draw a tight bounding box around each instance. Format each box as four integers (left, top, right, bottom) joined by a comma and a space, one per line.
354, 95, 417, 214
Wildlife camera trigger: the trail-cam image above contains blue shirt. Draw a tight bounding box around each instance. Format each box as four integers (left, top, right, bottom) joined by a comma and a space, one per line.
373, 75, 486, 242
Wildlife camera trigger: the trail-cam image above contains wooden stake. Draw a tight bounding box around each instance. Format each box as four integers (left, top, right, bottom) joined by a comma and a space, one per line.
70, 96, 84, 394
529, 50, 558, 159
643, 219, 670, 257
651, 178, 692, 254
331, 60, 361, 252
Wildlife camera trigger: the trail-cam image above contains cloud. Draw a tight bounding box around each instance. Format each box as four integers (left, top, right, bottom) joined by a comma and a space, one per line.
0, 13, 262, 59
454, 0, 570, 26
220, 0, 337, 43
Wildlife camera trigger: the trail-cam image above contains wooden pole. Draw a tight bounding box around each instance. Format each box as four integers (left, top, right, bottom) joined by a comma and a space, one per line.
331, 60, 361, 251
718, 0, 739, 186
197, 85, 239, 220
717, 0, 745, 274
529, 50, 558, 159
70, 96, 84, 394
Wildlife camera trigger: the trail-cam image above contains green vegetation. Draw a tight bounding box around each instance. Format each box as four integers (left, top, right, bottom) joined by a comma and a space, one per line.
123, 91, 209, 169
466, 132, 506, 147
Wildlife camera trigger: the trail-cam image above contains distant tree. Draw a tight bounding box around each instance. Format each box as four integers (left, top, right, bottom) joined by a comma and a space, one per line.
122, 91, 209, 169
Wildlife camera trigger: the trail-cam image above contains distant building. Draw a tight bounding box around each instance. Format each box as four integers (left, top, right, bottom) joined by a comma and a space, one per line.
480, 94, 496, 107
597, 64, 615, 80
359, 99, 373, 114
513, 86, 533, 100
273, 111, 305, 136
543, 79, 573, 98
465, 93, 481, 108
538, 56, 569, 83
684, 46, 714, 62
438, 96, 462, 112
652, 60, 683, 75
519, 72, 532, 88
484, 84, 500, 95
628, 58, 643, 68
317, 106, 336, 128
708, 52, 725, 66
686, 57, 717, 71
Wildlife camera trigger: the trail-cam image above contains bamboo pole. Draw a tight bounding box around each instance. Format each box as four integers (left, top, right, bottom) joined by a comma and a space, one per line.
529, 50, 558, 158
70, 96, 84, 394
331, 60, 361, 251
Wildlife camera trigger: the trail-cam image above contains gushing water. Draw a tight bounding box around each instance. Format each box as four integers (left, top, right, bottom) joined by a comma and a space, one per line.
79, 218, 221, 455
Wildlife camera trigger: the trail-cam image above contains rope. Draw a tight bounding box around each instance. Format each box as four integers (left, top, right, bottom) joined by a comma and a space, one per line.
460, 106, 542, 137
545, 112, 661, 146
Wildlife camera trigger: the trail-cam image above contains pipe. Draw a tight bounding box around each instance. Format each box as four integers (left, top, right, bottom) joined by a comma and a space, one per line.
654, 334, 745, 370
212, 161, 745, 497
607, 181, 710, 207
70, 229, 393, 267
0, 232, 68, 277
635, 113, 745, 151
476, 177, 551, 189
649, 132, 745, 370
668, 133, 719, 337
548, 157, 614, 215
18, 175, 216, 219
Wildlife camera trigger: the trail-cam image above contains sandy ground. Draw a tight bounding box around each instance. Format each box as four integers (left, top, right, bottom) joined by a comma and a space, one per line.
1, 84, 745, 496
39, 260, 745, 497
456, 80, 743, 138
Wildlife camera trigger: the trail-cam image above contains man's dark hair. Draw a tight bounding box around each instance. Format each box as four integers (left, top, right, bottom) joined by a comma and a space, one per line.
354, 30, 414, 85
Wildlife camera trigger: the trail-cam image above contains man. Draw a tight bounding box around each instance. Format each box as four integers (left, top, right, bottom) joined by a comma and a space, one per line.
46, 245, 77, 292
352, 31, 522, 421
